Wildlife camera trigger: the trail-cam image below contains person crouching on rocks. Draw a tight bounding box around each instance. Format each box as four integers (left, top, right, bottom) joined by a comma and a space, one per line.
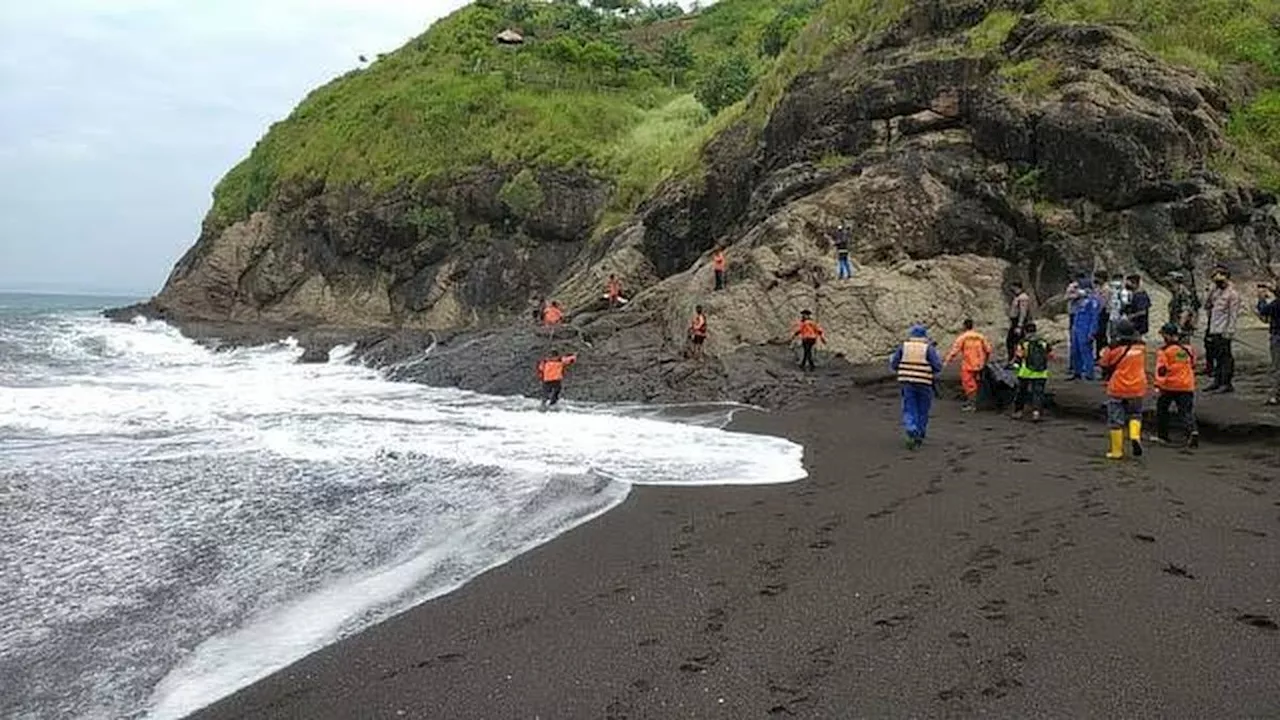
688, 305, 709, 360
537, 350, 576, 410
1098, 318, 1148, 460
1012, 322, 1053, 422
890, 324, 943, 450
944, 319, 992, 412
790, 309, 826, 371
1154, 322, 1199, 448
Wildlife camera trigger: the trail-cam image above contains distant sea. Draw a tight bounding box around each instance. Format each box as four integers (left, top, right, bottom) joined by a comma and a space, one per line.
0, 291, 806, 719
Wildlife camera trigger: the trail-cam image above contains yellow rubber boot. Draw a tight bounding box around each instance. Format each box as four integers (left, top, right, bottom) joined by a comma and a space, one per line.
1128, 419, 1144, 458
1105, 429, 1125, 460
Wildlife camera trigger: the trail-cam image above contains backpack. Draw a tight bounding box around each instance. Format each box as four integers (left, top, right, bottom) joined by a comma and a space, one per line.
1024, 338, 1049, 372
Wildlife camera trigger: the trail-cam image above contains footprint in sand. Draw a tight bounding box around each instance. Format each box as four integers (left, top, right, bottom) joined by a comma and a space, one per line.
1236, 614, 1279, 631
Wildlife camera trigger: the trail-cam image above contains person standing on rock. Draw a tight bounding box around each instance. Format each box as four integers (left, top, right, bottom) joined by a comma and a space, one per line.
1204, 265, 1242, 393
688, 305, 709, 360
1012, 322, 1053, 422
605, 274, 625, 309
1005, 281, 1032, 365
1154, 322, 1199, 448
1099, 318, 1148, 460
1069, 276, 1100, 381
890, 324, 943, 450
1123, 274, 1152, 338
944, 319, 992, 411
536, 350, 576, 410
833, 224, 855, 280
1166, 271, 1199, 342
541, 300, 564, 339
790, 309, 826, 371
1256, 280, 1280, 406
713, 248, 727, 291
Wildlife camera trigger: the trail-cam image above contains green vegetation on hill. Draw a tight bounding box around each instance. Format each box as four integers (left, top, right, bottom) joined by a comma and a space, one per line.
210, 0, 821, 231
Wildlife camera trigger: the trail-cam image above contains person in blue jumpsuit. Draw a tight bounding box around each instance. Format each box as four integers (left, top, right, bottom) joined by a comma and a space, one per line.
889, 324, 944, 449
1069, 276, 1101, 380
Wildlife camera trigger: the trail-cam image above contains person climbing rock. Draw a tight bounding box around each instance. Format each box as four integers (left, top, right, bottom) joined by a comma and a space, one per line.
536, 350, 576, 410
605, 274, 626, 309
1204, 265, 1242, 393
790, 309, 826, 371
1154, 322, 1199, 448
1005, 281, 1032, 364
1099, 318, 1148, 460
1069, 276, 1101, 381
1123, 274, 1152, 338
944, 319, 992, 411
688, 305, 708, 360
1011, 322, 1053, 422
890, 324, 943, 450
1257, 280, 1280, 406
833, 223, 855, 280
713, 248, 727, 291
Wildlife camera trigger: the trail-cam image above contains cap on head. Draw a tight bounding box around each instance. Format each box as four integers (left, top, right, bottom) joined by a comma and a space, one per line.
909, 324, 928, 338
695, 304, 704, 312
1160, 322, 1181, 336
1166, 270, 1185, 281
800, 309, 812, 317
1126, 273, 1141, 284
963, 318, 975, 330
1024, 322, 1037, 334
1212, 265, 1230, 280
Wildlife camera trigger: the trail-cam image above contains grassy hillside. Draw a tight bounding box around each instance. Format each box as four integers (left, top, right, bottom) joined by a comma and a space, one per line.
209, 0, 822, 230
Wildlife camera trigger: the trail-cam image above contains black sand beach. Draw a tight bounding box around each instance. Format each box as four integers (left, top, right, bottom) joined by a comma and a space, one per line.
192, 376, 1280, 719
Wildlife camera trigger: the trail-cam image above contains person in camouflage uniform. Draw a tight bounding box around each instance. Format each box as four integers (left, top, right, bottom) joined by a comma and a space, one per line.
1166, 271, 1199, 342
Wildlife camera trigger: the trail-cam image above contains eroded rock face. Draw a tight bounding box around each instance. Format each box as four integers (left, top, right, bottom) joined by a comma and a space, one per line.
140, 1, 1279, 404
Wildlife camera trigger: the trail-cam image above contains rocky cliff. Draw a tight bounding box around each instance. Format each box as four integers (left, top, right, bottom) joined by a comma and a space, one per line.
124, 0, 1280, 405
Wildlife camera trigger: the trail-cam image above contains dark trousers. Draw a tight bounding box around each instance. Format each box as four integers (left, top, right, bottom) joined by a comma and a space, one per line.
714, 270, 725, 291
542, 380, 562, 407
1014, 378, 1046, 412
1206, 334, 1235, 387
1005, 324, 1020, 363
800, 339, 817, 370
1094, 315, 1109, 361
1156, 391, 1197, 440
1203, 331, 1216, 376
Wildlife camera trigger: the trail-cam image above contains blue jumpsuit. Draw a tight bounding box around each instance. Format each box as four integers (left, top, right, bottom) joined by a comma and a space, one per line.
890, 337, 943, 442
1072, 291, 1100, 380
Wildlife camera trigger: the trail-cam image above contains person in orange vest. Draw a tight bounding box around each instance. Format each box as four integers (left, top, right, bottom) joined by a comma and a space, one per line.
944, 318, 993, 412
605, 274, 625, 309
790, 309, 826, 371
1154, 322, 1199, 448
889, 324, 944, 450
1098, 318, 1148, 459
712, 248, 727, 291
536, 350, 577, 410
688, 305, 709, 359
541, 300, 563, 338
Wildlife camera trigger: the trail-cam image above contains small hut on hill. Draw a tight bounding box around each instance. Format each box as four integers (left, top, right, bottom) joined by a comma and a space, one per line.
495, 29, 524, 45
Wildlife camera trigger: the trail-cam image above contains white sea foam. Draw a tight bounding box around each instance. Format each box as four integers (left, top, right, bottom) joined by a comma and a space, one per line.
0, 313, 806, 720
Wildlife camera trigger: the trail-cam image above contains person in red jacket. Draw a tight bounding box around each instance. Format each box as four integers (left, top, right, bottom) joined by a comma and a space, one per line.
688, 305, 708, 360
1154, 322, 1199, 448
712, 248, 727, 291
790, 309, 826, 371
537, 350, 576, 409
1098, 318, 1148, 459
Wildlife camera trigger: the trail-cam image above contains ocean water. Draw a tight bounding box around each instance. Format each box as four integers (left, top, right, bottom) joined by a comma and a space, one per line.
0, 292, 807, 719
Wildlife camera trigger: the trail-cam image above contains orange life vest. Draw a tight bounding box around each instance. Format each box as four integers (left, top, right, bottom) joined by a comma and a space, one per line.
542, 305, 563, 325
1156, 343, 1195, 392
897, 339, 935, 385
1100, 342, 1147, 398
538, 354, 576, 382
690, 313, 708, 337
796, 319, 823, 340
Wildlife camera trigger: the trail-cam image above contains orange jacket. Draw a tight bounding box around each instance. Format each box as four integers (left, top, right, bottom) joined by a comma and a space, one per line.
538, 354, 576, 382
793, 319, 824, 341
713, 252, 726, 271
945, 330, 992, 372
1155, 343, 1195, 392
542, 304, 563, 325
689, 312, 708, 337
1100, 342, 1148, 398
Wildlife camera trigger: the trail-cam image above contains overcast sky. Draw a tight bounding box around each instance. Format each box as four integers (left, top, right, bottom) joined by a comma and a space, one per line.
0, 0, 467, 296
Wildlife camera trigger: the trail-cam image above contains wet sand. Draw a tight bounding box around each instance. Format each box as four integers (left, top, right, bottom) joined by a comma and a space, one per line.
192, 380, 1280, 719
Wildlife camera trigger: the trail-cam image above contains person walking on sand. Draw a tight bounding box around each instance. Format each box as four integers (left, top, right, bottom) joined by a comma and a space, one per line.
790, 309, 826, 371
890, 324, 943, 450
1205, 265, 1242, 393
1005, 281, 1032, 364
1069, 276, 1100, 381
1011, 322, 1053, 422
833, 223, 855, 280
944, 319, 992, 412
605, 274, 626, 309
536, 350, 576, 410
688, 305, 709, 360
1154, 322, 1199, 448
713, 248, 727, 291
1256, 280, 1280, 406
1099, 318, 1148, 460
